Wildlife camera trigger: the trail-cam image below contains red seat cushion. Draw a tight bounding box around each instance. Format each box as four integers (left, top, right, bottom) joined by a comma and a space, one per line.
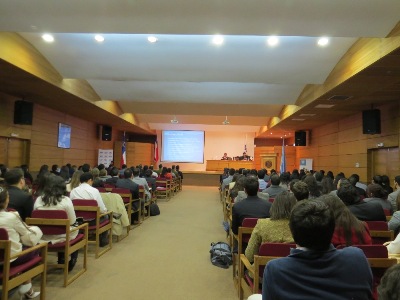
0, 256, 42, 280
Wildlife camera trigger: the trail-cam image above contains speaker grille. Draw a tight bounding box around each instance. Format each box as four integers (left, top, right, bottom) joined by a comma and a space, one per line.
295, 131, 307, 146
362, 109, 381, 134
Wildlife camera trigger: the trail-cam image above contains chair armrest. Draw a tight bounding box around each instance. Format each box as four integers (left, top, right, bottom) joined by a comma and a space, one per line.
70, 222, 89, 234
9, 242, 48, 261
240, 253, 254, 275
100, 210, 113, 219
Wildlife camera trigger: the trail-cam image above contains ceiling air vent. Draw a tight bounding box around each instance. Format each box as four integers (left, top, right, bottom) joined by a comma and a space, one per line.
328, 95, 352, 101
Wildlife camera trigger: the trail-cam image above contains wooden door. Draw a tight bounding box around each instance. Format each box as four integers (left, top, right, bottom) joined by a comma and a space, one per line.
368, 147, 399, 185
0, 137, 30, 168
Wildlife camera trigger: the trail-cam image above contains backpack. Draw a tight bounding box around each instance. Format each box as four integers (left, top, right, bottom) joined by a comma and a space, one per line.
210, 242, 232, 269
149, 203, 160, 216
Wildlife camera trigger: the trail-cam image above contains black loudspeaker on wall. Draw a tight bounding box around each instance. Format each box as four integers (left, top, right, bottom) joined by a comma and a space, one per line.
102, 125, 112, 141
14, 100, 33, 125
362, 109, 381, 134
295, 131, 307, 146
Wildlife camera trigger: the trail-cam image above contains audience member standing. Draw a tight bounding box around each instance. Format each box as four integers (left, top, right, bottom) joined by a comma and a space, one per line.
4, 168, 33, 221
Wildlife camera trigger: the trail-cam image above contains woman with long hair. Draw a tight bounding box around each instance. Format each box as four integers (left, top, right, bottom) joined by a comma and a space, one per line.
66, 170, 83, 193
321, 176, 336, 195
245, 191, 296, 262
364, 183, 392, 214
303, 174, 321, 199
321, 194, 371, 247
0, 187, 41, 299
34, 175, 79, 271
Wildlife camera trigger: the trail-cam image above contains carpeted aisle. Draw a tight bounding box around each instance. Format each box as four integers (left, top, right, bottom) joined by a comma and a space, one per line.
29, 186, 237, 300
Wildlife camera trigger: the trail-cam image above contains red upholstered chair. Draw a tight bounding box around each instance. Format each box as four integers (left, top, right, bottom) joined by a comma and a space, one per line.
156, 179, 172, 201
103, 183, 115, 189
0, 228, 47, 300
351, 245, 397, 300
239, 242, 295, 300
232, 218, 260, 292
26, 210, 88, 287
365, 221, 394, 244
268, 198, 275, 203
71, 200, 113, 258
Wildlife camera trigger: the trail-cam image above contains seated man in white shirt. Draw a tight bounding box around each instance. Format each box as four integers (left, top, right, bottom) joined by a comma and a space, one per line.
70, 172, 109, 246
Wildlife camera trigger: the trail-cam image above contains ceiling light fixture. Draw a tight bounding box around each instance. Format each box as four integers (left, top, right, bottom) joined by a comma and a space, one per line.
147, 36, 158, 43
170, 116, 179, 124
222, 116, 230, 125
95, 35, 104, 42
42, 33, 54, 43
267, 36, 279, 46
317, 37, 329, 47
212, 35, 224, 45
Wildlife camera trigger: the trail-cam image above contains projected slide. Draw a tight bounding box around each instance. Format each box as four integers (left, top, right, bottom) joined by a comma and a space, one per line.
162, 131, 204, 163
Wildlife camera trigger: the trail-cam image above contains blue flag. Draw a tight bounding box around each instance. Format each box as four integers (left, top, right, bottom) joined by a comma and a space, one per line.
280, 138, 286, 174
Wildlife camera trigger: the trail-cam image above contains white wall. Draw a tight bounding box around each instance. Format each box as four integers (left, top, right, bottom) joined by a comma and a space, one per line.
156, 130, 255, 171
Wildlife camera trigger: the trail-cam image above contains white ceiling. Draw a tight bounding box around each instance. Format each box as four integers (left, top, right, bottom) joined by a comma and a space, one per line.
1, 0, 400, 136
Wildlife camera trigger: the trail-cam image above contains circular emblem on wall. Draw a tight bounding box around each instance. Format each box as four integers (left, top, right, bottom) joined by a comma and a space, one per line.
265, 161, 272, 168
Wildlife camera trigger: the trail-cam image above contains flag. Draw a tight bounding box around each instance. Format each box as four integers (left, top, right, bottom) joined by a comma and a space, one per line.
244, 144, 247, 153
280, 138, 286, 174
121, 132, 126, 167
154, 140, 159, 162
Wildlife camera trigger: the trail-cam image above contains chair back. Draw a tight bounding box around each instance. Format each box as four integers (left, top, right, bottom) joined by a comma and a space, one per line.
103, 183, 115, 188
0, 228, 9, 262
72, 199, 98, 220
365, 221, 388, 230
111, 188, 132, 203
365, 221, 393, 244
31, 210, 69, 235
383, 209, 391, 216
97, 187, 107, 193
257, 242, 295, 277
242, 218, 259, 228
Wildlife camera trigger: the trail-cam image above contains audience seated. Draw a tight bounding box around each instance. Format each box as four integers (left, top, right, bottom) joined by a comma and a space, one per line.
262, 174, 285, 197
364, 184, 392, 214
302, 174, 321, 199
144, 169, 157, 191
105, 167, 120, 186
321, 176, 336, 195
321, 194, 372, 247
290, 181, 309, 201
4, 168, 33, 221
34, 175, 79, 270
0, 187, 41, 299
262, 199, 373, 299
245, 191, 296, 262
279, 172, 290, 192
337, 182, 386, 221
132, 168, 151, 201
221, 168, 235, 192
231, 177, 272, 235
115, 169, 140, 210
66, 170, 83, 193
91, 168, 104, 188
349, 174, 367, 198
388, 194, 400, 235
257, 170, 267, 191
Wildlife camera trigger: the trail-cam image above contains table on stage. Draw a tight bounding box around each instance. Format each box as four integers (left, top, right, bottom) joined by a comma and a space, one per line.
206, 160, 254, 171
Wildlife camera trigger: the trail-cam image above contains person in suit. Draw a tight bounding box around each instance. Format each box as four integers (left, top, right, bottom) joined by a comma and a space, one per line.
262, 174, 286, 198
144, 169, 156, 191
105, 167, 120, 186
388, 176, 400, 211
221, 153, 229, 160
231, 176, 272, 235
262, 199, 372, 300
4, 168, 33, 221
115, 169, 139, 210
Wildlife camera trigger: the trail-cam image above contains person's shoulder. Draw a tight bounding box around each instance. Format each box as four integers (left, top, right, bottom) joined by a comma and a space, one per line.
337, 246, 366, 258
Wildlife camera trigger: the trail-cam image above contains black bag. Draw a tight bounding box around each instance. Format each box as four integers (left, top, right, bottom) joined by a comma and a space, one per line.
210, 242, 232, 269
150, 203, 160, 216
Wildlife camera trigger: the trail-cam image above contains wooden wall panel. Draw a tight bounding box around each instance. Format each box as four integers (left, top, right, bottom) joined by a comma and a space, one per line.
0, 137, 7, 165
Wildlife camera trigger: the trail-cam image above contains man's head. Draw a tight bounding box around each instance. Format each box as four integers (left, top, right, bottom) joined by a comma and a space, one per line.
110, 167, 119, 177
270, 174, 281, 186
394, 175, 400, 190
124, 168, 133, 179
82, 163, 91, 173
132, 168, 140, 177
172, 165, 176, 170
4, 168, 25, 189
244, 176, 259, 196
145, 169, 153, 178
337, 183, 359, 205
314, 171, 323, 182
289, 199, 335, 251
257, 169, 265, 180
158, 164, 163, 169
80, 172, 93, 184
229, 168, 235, 176
291, 181, 309, 201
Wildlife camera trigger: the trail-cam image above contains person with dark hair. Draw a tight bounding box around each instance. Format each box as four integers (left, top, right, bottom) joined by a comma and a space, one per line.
321, 176, 336, 195
159, 167, 169, 179
377, 264, 400, 300
313, 171, 323, 188
326, 171, 334, 180
257, 169, 267, 190
388, 176, 400, 211
105, 167, 120, 186
4, 168, 33, 221
81, 163, 91, 173
321, 194, 371, 247
337, 183, 386, 221
291, 181, 309, 201
50, 164, 60, 176
144, 169, 157, 191
245, 191, 296, 262
262, 174, 285, 198
59, 165, 70, 182
221, 168, 235, 192
231, 177, 271, 235
0, 188, 41, 299
176, 165, 183, 180
91, 167, 104, 188
262, 199, 373, 300
116, 169, 139, 211
364, 183, 392, 214
132, 168, 151, 201
381, 175, 393, 194
303, 174, 321, 199
279, 172, 291, 192
34, 175, 79, 270
349, 175, 367, 198
119, 164, 127, 176
235, 175, 269, 203
372, 175, 382, 186
20, 164, 33, 186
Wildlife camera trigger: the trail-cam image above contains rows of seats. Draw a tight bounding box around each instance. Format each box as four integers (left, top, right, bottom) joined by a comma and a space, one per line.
0, 178, 182, 299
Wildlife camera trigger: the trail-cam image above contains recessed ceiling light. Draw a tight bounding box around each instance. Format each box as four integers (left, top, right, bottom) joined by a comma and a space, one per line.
170, 116, 178, 124
315, 104, 335, 108
292, 118, 305, 121
267, 36, 279, 46
212, 35, 224, 45
42, 34, 54, 43
299, 114, 316, 117
317, 37, 329, 47
95, 35, 104, 42
147, 36, 158, 43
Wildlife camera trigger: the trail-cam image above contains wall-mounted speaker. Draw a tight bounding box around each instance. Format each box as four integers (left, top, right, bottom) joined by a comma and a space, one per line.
14, 101, 33, 125
101, 125, 112, 141
295, 131, 307, 146
362, 109, 381, 134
